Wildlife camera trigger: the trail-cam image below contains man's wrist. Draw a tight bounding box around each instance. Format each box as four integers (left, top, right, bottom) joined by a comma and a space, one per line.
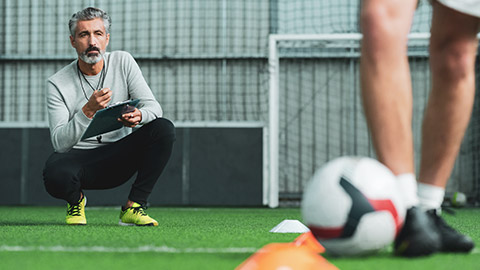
82, 105, 95, 119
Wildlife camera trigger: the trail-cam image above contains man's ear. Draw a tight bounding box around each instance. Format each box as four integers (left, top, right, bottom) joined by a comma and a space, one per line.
70, 35, 75, 48
106, 33, 110, 47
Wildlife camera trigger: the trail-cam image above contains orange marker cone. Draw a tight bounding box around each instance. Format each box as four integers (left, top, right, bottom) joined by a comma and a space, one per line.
236, 242, 338, 270
292, 231, 325, 253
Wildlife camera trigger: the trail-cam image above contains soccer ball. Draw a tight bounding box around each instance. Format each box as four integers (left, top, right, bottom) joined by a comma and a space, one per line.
301, 156, 406, 256
451, 191, 467, 207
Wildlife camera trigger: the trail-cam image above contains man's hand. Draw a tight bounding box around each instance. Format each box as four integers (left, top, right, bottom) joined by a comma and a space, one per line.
82, 88, 113, 118
118, 107, 142, 128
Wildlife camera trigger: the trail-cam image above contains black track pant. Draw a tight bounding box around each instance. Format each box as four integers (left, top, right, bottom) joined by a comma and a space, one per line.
43, 118, 175, 206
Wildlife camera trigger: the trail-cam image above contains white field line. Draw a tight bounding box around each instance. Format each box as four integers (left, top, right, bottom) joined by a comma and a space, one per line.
2, 245, 478, 255
0, 245, 257, 254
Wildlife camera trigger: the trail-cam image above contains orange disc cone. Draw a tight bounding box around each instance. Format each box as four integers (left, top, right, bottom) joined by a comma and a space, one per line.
292, 231, 325, 253
236, 243, 338, 270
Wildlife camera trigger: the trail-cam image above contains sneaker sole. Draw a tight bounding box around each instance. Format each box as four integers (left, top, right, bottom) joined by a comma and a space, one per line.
118, 220, 157, 226
118, 220, 135, 226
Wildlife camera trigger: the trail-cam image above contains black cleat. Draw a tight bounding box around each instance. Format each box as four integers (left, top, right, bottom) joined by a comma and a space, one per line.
426, 209, 475, 253
394, 207, 441, 257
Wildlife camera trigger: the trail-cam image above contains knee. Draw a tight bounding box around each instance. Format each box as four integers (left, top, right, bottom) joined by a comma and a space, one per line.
361, 2, 406, 38
361, 3, 392, 33
430, 41, 476, 82
148, 118, 176, 143
360, 1, 415, 55
43, 159, 81, 196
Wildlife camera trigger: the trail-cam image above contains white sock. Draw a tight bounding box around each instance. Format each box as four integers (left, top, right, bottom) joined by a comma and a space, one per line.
417, 182, 445, 211
396, 173, 419, 209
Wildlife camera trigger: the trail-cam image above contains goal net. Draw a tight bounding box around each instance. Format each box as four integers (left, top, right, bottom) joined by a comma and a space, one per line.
266, 1, 480, 207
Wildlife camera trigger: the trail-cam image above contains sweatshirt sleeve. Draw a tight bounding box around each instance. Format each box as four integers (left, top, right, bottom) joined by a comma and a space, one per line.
122, 52, 163, 124
47, 80, 91, 153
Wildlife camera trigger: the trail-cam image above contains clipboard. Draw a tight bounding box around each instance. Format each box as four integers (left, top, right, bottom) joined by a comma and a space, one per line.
81, 99, 140, 140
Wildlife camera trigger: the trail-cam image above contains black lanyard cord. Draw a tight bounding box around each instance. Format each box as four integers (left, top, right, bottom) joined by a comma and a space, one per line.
77, 58, 107, 101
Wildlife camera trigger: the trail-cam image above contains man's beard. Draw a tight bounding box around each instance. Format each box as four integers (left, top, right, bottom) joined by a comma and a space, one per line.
80, 47, 105, 64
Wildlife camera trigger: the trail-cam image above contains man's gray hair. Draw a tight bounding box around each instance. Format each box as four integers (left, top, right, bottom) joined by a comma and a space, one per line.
69, 7, 111, 37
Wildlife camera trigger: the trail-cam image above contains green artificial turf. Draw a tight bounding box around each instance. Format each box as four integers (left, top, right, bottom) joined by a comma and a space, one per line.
0, 206, 478, 270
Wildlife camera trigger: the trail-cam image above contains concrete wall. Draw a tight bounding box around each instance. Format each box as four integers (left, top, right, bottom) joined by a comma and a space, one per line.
0, 127, 263, 206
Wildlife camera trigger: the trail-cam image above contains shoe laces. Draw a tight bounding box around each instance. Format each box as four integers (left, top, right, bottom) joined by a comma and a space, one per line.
67, 203, 82, 216
131, 205, 148, 217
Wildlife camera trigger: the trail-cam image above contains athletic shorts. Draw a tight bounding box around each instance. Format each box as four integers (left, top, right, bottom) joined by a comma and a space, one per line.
436, 0, 480, 18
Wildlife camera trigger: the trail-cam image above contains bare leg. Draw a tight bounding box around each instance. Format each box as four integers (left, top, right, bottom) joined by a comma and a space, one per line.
360, 0, 418, 175
360, 0, 445, 257
419, 3, 479, 188
416, 2, 477, 254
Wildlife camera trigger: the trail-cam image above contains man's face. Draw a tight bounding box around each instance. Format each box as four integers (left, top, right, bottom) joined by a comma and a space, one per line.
70, 18, 110, 64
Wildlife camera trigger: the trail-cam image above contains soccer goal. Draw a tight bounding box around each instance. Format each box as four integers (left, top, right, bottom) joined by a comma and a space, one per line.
266, 33, 480, 208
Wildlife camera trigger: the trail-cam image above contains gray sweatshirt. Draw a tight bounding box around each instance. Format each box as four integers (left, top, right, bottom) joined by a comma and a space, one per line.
47, 51, 163, 153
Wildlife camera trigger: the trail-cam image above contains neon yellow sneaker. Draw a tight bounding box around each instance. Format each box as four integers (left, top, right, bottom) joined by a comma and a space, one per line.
66, 196, 86, 225
119, 202, 158, 226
